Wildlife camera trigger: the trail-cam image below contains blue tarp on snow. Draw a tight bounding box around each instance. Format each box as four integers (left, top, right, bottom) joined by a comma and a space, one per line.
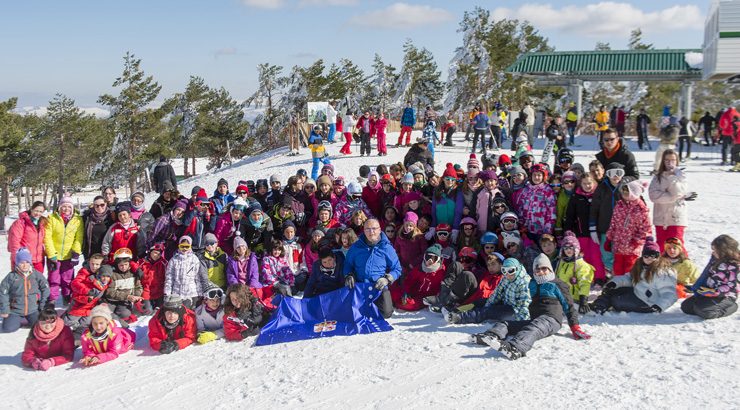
255, 283, 393, 346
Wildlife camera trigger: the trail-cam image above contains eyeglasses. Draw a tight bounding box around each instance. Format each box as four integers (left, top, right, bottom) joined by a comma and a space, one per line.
563, 180, 576, 185
502, 266, 517, 275
205, 288, 224, 300
94, 203, 106, 208
605, 169, 625, 178
39, 318, 57, 325
603, 138, 617, 142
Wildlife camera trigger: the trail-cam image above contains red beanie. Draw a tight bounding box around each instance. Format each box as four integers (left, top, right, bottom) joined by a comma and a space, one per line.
498, 154, 511, 166
236, 184, 249, 195
443, 163, 457, 179
467, 154, 480, 170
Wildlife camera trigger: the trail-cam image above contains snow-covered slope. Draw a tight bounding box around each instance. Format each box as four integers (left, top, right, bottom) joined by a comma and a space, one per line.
1, 131, 739, 409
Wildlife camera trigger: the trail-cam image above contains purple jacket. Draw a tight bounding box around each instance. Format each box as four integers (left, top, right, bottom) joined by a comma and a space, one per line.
148, 212, 185, 259
226, 254, 260, 288
394, 231, 428, 271
432, 189, 464, 229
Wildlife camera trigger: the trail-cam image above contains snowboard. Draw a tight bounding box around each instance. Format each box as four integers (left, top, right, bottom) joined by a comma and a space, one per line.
540, 138, 556, 164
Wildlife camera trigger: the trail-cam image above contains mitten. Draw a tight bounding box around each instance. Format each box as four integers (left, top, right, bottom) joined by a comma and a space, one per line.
424, 227, 436, 241
570, 325, 591, 340
683, 192, 697, 201
451, 229, 459, 244
650, 304, 662, 313
70, 252, 80, 265
578, 296, 591, 314
240, 327, 260, 338
197, 331, 218, 344
344, 274, 355, 289
31, 358, 43, 370
159, 340, 178, 354
374, 273, 394, 290
605, 281, 617, 289
603, 239, 612, 252
38, 358, 55, 371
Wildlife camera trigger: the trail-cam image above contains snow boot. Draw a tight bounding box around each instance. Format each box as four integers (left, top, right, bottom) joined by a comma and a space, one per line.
499, 341, 525, 360
481, 333, 502, 350
730, 163, 740, 172
441, 307, 461, 324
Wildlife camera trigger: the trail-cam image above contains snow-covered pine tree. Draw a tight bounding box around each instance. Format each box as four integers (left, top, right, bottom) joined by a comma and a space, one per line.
245, 63, 287, 148
444, 7, 490, 113
392, 39, 443, 115
97, 52, 163, 194
197, 87, 248, 169
367, 53, 398, 114
162, 76, 209, 177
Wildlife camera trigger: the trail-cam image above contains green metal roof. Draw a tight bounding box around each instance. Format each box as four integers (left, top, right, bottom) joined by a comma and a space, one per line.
506, 49, 703, 81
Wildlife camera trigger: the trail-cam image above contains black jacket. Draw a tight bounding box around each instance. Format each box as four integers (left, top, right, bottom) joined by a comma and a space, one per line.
82, 208, 114, 258
564, 191, 592, 237
595, 141, 639, 182
152, 162, 178, 194
589, 179, 621, 234
403, 143, 434, 172
238, 216, 274, 256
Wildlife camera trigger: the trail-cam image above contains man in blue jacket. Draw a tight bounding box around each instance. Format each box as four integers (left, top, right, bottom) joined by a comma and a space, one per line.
396, 101, 417, 147
343, 218, 401, 318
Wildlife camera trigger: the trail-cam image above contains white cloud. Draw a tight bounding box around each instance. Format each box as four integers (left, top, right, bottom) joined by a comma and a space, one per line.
214, 47, 238, 58
347, 2, 454, 29
299, 0, 358, 6
241, 0, 285, 9
491, 2, 704, 37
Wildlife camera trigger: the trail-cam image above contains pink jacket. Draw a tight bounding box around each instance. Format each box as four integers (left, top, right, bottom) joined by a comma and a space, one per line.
606, 199, 652, 256
213, 213, 240, 255
8, 212, 46, 269
80, 324, 136, 364
394, 231, 428, 271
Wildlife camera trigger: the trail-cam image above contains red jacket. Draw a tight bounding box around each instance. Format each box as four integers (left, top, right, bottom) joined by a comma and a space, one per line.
106, 222, 139, 261
375, 118, 388, 134
402, 265, 445, 298
140, 257, 167, 300
362, 184, 382, 218
719, 108, 739, 137
22, 325, 75, 367
148, 308, 197, 351
69, 268, 109, 317
462, 272, 503, 305
224, 303, 264, 341
394, 231, 428, 271
8, 212, 46, 269
606, 199, 652, 256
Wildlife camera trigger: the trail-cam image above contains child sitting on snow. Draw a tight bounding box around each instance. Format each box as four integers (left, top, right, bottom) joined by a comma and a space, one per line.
21, 307, 74, 371
432, 223, 457, 264
391, 244, 446, 311
1, 248, 50, 333
555, 232, 595, 314
223, 284, 265, 342
262, 239, 296, 296
79, 304, 135, 367
195, 285, 225, 344
681, 234, 739, 320
662, 237, 698, 298
64, 257, 112, 337
304, 248, 345, 298
103, 248, 143, 324
148, 295, 197, 354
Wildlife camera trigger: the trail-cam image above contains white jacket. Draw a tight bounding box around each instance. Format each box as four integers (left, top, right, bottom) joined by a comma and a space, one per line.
164, 251, 209, 299
327, 105, 337, 124
648, 171, 688, 227
612, 266, 677, 311
343, 114, 356, 131
195, 304, 225, 337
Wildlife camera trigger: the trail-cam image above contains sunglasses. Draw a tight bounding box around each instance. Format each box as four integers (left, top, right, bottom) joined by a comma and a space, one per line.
643, 253, 659, 260
502, 266, 517, 275
550, 183, 561, 188
94, 203, 106, 208
205, 288, 224, 300
39, 318, 57, 325
562, 245, 575, 250
463, 225, 474, 230
603, 138, 617, 142
179, 243, 192, 250
563, 180, 576, 185
506, 243, 519, 248
559, 159, 572, 163
605, 169, 625, 178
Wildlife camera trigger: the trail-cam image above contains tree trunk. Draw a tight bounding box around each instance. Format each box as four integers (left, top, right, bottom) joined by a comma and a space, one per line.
0, 178, 8, 231
191, 152, 196, 177
184, 156, 189, 178
16, 186, 23, 214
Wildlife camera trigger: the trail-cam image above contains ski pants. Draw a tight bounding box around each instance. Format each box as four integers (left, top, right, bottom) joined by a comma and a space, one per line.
593, 286, 653, 313
360, 131, 371, 155
486, 315, 561, 354
490, 125, 501, 148
2, 311, 39, 333
720, 136, 733, 163
654, 225, 686, 256
341, 132, 353, 154
374, 288, 394, 319
377, 131, 387, 154
612, 253, 639, 277
732, 143, 740, 164
681, 294, 738, 320
444, 126, 456, 145
678, 136, 692, 160
311, 156, 330, 180
458, 304, 516, 324
567, 122, 576, 145
398, 126, 413, 145
327, 123, 336, 143
47, 259, 76, 302
472, 128, 487, 154
63, 313, 92, 337
703, 129, 713, 146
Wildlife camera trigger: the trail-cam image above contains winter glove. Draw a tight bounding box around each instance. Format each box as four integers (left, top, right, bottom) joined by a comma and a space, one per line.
650, 304, 662, 313
295, 212, 306, 226
590, 231, 600, 245
696, 287, 720, 297
374, 273, 394, 290
578, 296, 591, 314
344, 274, 356, 289
451, 229, 459, 244
35, 358, 55, 371
159, 340, 179, 354
70, 252, 80, 265
605, 281, 617, 289
683, 192, 697, 201
603, 239, 612, 252
570, 325, 591, 340
135, 268, 145, 279
424, 227, 436, 241
240, 327, 260, 338
273, 281, 292, 297
88, 287, 104, 299
47, 258, 60, 272
197, 331, 218, 344
31, 358, 43, 370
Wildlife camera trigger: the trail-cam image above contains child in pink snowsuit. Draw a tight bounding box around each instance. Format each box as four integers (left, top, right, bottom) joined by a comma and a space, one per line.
79, 304, 136, 367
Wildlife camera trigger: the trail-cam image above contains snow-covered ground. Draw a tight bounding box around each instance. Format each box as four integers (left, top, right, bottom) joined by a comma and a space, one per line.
1, 131, 739, 409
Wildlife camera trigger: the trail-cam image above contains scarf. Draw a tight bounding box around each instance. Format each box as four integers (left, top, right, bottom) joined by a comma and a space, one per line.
30, 216, 40, 226
421, 260, 441, 273
249, 214, 264, 229
575, 187, 594, 198
33, 318, 65, 342
86, 326, 114, 353
534, 270, 556, 284
61, 212, 72, 224
603, 140, 621, 159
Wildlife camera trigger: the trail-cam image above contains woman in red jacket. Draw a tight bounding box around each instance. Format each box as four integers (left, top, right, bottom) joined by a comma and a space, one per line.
8, 201, 47, 272
148, 296, 197, 354
22, 308, 75, 371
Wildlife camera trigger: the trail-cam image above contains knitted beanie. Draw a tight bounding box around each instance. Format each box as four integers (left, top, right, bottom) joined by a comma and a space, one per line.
467, 154, 480, 170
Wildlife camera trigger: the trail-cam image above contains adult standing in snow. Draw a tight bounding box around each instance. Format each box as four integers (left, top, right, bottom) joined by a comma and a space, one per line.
343, 218, 402, 319
152, 156, 178, 194
718, 106, 739, 166
356, 111, 372, 157
594, 105, 610, 144
615, 106, 627, 140
649, 149, 696, 253
326, 101, 338, 143
698, 111, 716, 146
471, 106, 490, 155
635, 108, 651, 150
522, 103, 535, 147
397, 101, 416, 147
81, 196, 114, 259
44, 195, 84, 305
595, 128, 639, 181
565, 102, 578, 145
340, 109, 356, 155
8, 201, 47, 273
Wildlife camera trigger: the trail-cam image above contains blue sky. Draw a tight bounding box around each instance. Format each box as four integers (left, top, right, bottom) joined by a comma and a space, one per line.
0, 0, 708, 108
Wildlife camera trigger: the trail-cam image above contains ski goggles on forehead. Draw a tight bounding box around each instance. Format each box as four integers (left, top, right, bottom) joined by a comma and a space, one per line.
205, 288, 224, 300
665, 237, 682, 246
502, 266, 517, 275
605, 168, 625, 178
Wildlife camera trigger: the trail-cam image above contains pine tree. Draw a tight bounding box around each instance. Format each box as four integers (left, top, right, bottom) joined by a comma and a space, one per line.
162, 76, 210, 176
97, 52, 163, 194
393, 39, 443, 114
197, 87, 248, 169
628, 28, 653, 50
245, 63, 286, 147
323, 59, 368, 112
367, 53, 398, 113
444, 7, 491, 113
0, 98, 27, 230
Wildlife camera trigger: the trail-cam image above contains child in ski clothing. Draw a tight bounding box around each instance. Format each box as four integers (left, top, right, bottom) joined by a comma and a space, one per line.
226, 236, 260, 288
64, 255, 111, 336
391, 244, 446, 311
164, 236, 210, 309
44, 195, 84, 304
519, 164, 556, 239
304, 248, 345, 298
0, 248, 51, 333
507, 165, 529, 215
223, 284, 265, 341
201, 233, 228, 289
605, 180, 652, 276
591, 237, 677, 314
300, 228, 325, 278
681, 234, 739, 319
79, 304, 135, 367
648, 149, 693, 252
394, 213, 428, 273
446, 257, 531, 325
474, 170, 505, 233
458, 217, 481, 253
471, 254, 590, 360
554, 171, 577, 237
555, 232, 594, 313
590, 162, 626, 274
139, 243, 167, 314
432, 164, 464, 232
460, 252, 506, 305
103, 248, 143, 323
21, 307, 75, 371
335, 182, 370, 226
662, 237, 698, 298
148, 296, 197, 354
376, 112, 388, 155
195, 285, 225, 344
564, 173, 606, 282
281, 221, 303, 274
261, 239, 296, 296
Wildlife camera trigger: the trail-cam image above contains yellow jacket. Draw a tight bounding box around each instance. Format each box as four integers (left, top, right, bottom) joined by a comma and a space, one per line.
671, 259, 699, 285
556, 258, 594, 299
203, 248, 227, 289
44, 211, 84, 261
595, 111, 610, 131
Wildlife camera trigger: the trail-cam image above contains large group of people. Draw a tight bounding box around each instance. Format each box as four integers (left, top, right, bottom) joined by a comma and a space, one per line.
2, 101, 739, 368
